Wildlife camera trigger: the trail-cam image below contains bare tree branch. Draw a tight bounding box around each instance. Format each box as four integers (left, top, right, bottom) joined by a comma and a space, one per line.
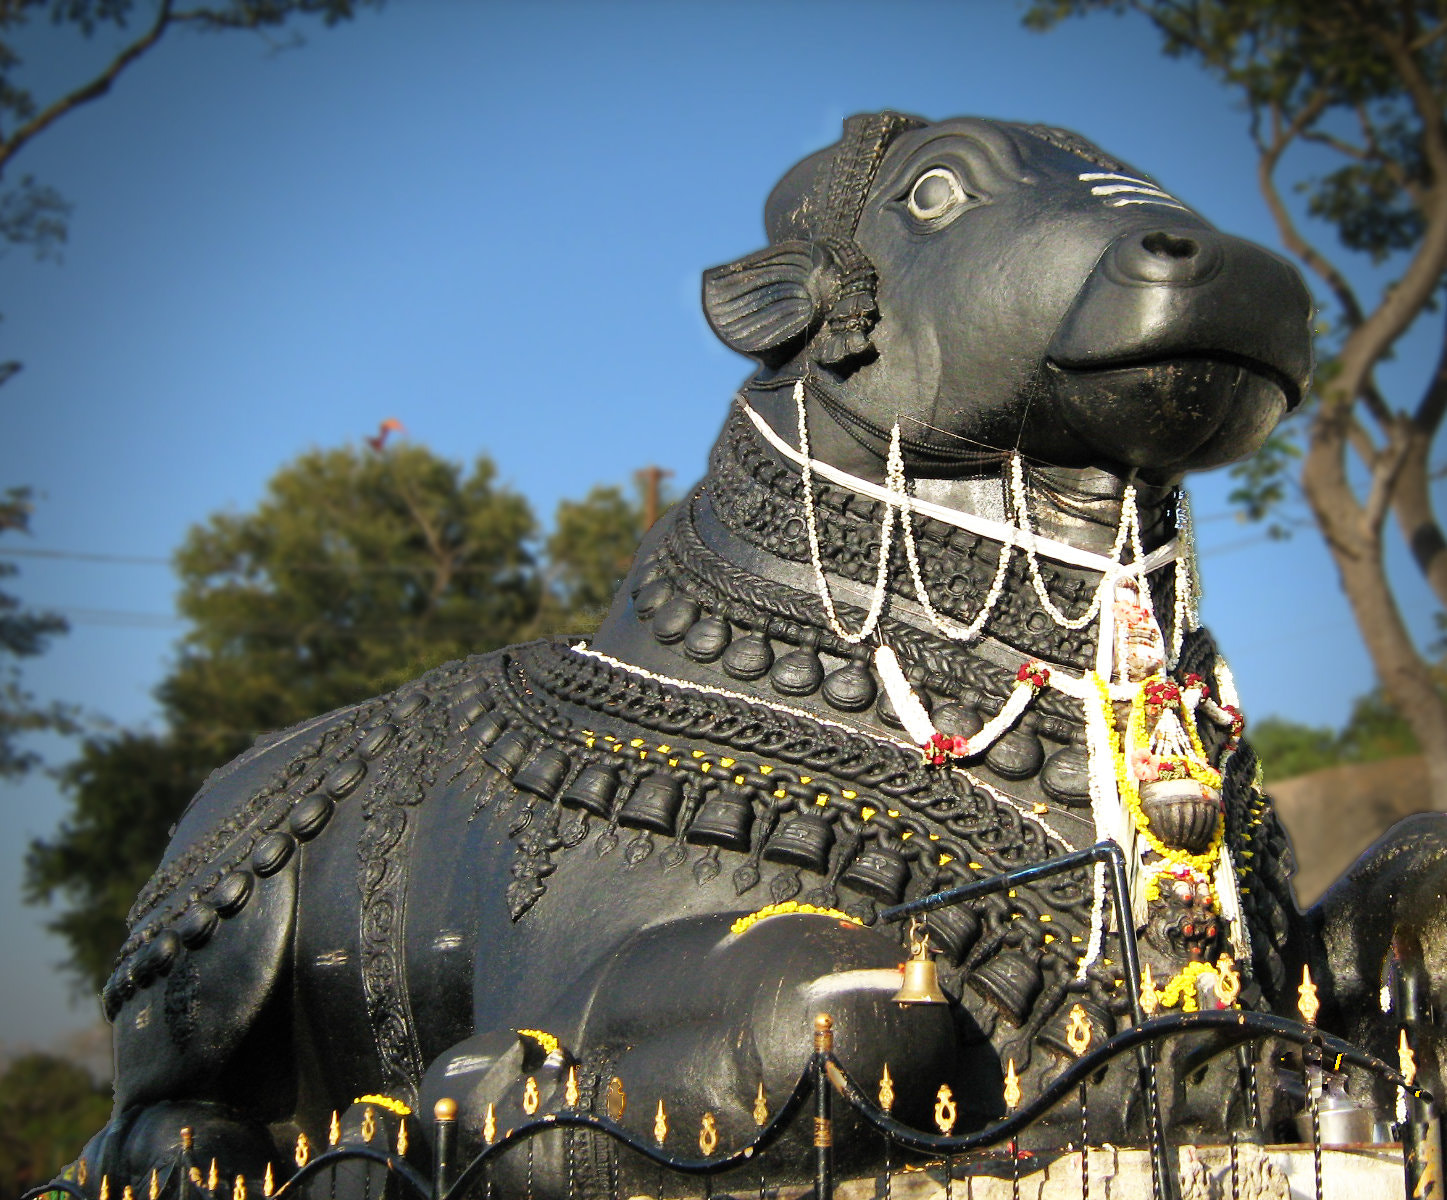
0, 0, 174, 176
1364, 422, 1411, 534
1348, 414, 1385, 469
1258, 94, 1367, 333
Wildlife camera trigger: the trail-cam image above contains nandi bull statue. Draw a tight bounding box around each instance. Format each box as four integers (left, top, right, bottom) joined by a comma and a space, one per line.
69, 113, 1447, 1199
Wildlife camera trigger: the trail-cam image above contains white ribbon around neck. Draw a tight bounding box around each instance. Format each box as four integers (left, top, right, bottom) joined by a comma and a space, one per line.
741, 401, 1179, 578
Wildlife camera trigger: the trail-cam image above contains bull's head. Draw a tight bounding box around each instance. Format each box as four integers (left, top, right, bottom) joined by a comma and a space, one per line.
703, 114, 1312, 478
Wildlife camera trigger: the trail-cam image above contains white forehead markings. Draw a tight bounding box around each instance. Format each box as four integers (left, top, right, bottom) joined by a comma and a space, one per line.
1078, 171, 1189, 212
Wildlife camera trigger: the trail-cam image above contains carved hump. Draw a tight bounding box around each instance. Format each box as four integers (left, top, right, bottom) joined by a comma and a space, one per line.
701, 240, 824, 361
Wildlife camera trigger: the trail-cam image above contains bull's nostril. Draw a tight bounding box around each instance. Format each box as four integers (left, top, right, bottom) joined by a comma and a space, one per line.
1142, 231, 1198, 259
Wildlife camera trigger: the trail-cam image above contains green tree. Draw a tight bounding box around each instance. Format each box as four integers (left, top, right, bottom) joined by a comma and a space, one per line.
1250, 716, 1344, 782
26, 440, 649, 991
0, 0, 379, 381
0, 1053, 111, 1197
1027, 1, 1447, 807
1, 487, 77, 777
161, 443, 539, 764
540, 483, 649, 633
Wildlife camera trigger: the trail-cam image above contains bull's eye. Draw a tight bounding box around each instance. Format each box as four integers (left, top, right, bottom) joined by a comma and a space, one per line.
906, 167, 970, 221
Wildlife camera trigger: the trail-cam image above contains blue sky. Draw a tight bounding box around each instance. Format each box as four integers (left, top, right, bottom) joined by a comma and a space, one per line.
0, 1, 1438, 1051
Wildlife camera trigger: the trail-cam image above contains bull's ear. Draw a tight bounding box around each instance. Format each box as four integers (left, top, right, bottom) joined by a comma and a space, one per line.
702, 240, 825, 363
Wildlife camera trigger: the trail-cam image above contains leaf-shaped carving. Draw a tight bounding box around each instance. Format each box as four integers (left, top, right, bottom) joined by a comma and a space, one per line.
768, 870, 802, 904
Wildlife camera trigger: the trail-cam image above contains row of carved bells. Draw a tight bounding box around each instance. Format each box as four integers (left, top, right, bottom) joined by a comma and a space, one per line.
479, 720, 926, 904
479, 715, 1098, 1036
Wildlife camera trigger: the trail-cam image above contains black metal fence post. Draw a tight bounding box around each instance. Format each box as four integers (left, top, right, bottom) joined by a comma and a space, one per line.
1402, 1096, 1443, 1200
431, 1100, 456, 1200
814, 1014, 834, 1200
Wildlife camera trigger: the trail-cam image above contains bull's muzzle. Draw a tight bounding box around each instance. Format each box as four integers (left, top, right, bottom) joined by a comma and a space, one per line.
1043, 225, 1314, 471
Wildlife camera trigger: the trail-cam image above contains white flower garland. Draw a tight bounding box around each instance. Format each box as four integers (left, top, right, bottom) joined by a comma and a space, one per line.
796, 381, 896, 645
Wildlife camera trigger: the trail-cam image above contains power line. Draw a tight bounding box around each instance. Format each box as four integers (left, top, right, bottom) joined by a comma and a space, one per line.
2, 547, 503, 574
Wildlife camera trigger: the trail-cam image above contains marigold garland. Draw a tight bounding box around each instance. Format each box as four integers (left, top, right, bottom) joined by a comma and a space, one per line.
1158, 961, 1214, 1012
730, 901, 862, 936
1089, 672, 1225, 877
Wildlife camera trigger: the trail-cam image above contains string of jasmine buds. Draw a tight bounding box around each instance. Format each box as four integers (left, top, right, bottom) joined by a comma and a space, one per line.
890, 425, 1013, 642
1011, 454, 1140, 630
795, 380, 896, 644
1169, 489, 1201, 666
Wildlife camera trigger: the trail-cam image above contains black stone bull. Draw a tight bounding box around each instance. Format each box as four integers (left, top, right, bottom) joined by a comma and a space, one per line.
73, 114, 1433, 1198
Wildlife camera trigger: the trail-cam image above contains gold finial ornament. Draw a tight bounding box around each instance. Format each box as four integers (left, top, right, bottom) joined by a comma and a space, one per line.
606, 1077, 627, 1123
1003, 1060, 1022, 1111
328, 1111, 340, 1146
123, 1186, 134, 1200
77, 1161, 88, 1187
893, 917, 949, 1005
234, 1175, 247, 1200
814, 1013, 834, 1053
753, 1082, 769, 1126
934, 1084, 958, 1134
181, 1128, 194, 1154
1216, 955, 1241, 1006
654, 1099, 669, 1145
699, 1112, 719, 1156
522, 1077, 540, 1115
1140, 965, 1159, 1016
294, 1133, 311, 1169
149, 1170, 160, 1200
396, 1120, 409, 1157
100, 1175, 110, 1200
208, 1159, 219, 1191
565, 1066, 580, 1108
1298, 965, 1320, 1025
878, 1065, 895, 1114
483, 1103, 496, 1144
263, 1164, 275, 1197
362, 1107, 377, 1143
432, 1098, 457, 1122
1400, 1028, 1418, 1086
1065, 1004, 1093, 1055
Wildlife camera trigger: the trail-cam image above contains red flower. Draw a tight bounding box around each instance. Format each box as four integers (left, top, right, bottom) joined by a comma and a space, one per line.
1143, 679, 1180, 707
1222, 704, 1245, 738
1016, 661, 1050, 689
922, 732, 952, 765
1182, 673, 1209, 698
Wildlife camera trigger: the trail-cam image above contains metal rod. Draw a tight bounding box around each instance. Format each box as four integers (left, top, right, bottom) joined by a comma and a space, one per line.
431, 1101, 457, 1200
881, 842, 1174, 1199
814, 1015, 835, 1200
1402, 1097, 1443, 1200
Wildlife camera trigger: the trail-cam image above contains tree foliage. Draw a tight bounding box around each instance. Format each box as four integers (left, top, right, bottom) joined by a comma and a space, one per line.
0, 0, 378, 382
1, 487, 77, 778
25, 440, 648, 991
1028, 0, 1447, 808
1253, 683, 1428, 782
0, 1053, 111, 1197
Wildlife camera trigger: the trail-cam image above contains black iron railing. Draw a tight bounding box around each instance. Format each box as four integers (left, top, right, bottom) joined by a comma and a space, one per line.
27, 844, 1444, 1200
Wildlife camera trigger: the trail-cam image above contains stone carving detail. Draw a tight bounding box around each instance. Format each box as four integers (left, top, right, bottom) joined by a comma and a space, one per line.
69, 112, 1438, 1200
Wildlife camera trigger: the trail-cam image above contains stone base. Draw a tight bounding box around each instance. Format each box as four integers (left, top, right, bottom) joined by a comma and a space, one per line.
631, 1143, 1408, 1200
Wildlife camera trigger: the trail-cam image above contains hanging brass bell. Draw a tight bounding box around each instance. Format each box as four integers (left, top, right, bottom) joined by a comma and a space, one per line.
893, 916, 949, 1006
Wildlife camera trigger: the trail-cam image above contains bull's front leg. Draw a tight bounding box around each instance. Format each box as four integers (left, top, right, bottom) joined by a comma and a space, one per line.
1311, 813, 1447, 1106
422, 910, 962, 1197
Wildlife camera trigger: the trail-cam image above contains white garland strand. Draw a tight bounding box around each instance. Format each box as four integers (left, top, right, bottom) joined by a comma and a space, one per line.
795, 380, 896, 644
872, 643, 936, 745
1169, 490, 1201, 667
1011, 453, 1142, 631
890, 433, 1013, 643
